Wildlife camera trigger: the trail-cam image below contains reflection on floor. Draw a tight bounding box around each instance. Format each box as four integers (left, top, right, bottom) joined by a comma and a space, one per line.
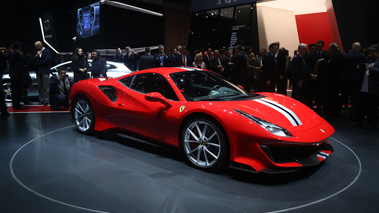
1, 109, 378, 213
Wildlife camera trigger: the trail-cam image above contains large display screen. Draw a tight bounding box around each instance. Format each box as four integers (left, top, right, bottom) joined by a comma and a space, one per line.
76, 2, 100, 40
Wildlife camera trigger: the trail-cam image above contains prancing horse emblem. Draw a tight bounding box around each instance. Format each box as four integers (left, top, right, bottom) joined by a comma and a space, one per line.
180, 105, 185, 113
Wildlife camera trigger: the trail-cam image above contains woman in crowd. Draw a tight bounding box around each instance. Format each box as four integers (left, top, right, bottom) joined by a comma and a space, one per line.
192, 53, 206, 69
72, 47, 89, 83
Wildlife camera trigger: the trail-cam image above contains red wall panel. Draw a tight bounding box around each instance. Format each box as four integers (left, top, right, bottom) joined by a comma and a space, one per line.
295, 12, 334, 50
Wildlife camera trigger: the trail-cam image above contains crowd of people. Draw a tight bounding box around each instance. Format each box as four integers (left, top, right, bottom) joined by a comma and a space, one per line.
1, 40, 378, 129
116, 41, 378, 128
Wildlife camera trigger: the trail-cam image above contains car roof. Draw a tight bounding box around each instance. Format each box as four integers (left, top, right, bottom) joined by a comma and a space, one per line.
133, 67, 204, 75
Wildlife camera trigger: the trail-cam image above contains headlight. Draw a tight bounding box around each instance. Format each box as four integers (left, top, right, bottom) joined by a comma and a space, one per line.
234, 110, 292, 137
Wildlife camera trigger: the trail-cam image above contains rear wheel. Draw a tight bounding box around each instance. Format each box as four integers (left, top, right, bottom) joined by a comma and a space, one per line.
181, 118, 229, 172
73, 97, 95, 134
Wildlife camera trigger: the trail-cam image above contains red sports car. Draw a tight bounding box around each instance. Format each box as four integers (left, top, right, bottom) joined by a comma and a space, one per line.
69, 67, 334, 173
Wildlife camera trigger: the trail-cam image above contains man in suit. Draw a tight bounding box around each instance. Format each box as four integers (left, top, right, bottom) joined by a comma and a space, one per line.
113, 47, 124, 62
308, 40, 330, 112
203, 48, 213, 70
210, 50, 224, 74
124, 46, 138, 71
154, 44, 169, 67
342, 42, 366, 120
274, 42, 288, 95
262, 43, 279, 92
229, 45, 250, 92
167, 48, 178, 67
318, 42, 343, 119
33, 41, 52, 105
138, 47, 154, 70
176, 46, 192, 67
291, 43, 311, 104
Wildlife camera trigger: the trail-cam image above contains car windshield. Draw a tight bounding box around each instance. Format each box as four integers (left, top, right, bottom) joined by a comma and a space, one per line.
170, 70, 253, 101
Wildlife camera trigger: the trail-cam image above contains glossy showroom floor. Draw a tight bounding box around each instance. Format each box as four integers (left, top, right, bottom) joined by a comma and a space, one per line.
1, 108, 378, 213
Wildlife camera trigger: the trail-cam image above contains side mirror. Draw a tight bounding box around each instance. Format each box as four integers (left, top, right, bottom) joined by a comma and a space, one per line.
145, 92, 172, 108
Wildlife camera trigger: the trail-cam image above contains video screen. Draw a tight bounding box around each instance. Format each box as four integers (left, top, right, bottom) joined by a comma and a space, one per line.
76, 2, 100, 40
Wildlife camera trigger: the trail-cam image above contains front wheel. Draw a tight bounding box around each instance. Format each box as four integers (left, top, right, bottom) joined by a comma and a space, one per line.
73, 97, 95, 134
181, 118, 229, 172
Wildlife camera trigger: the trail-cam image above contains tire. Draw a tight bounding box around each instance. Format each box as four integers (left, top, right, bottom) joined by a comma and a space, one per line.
73, 97, 95, 135
181, 118, 229, 172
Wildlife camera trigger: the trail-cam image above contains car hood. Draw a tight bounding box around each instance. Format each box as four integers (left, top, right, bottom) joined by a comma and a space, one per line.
231, 93, 325, 132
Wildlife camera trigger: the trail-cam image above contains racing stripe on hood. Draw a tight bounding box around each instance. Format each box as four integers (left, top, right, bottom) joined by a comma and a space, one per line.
254, 98, 303, 126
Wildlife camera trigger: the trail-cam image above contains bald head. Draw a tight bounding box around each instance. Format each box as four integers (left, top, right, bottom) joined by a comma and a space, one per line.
34, 41, 43, 51
352, 42, 361, 52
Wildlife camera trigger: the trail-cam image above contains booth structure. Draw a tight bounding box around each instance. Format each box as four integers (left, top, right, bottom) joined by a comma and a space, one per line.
189, 0, 378, 54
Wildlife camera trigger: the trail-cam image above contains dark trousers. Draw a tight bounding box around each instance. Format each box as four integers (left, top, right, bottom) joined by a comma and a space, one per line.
355, 92, 379, 126
264, 80, 277, 92
0, 78, 7, 112
340, 81, 353, 108
308, 79, 324, 111
323, 86, 340, 119
50, 93, 68, 109
11, 78, 22, 107
276, 78, 287, 95
292, 82, 309, 104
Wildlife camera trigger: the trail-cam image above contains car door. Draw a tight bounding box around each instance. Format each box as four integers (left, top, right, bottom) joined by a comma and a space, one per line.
114, 73, 180, 144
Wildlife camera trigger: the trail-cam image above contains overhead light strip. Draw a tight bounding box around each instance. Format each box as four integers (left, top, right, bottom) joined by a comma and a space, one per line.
39, 18, 59, 54
100, 0, 163, 17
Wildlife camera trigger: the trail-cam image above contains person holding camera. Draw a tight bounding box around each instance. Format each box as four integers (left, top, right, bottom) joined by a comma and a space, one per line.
49, 69, 72, 110
154, 44, 169, 67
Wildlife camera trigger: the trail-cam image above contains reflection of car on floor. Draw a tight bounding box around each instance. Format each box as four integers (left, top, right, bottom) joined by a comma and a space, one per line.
2, 60, 131, 102
69, 67, 335, 173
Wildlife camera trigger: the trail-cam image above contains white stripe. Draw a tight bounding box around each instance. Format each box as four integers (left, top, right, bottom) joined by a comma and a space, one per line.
317, 154, 327, 159
319, 151, 330, 157
254, 99, 298, 126
260, 98, 303, 126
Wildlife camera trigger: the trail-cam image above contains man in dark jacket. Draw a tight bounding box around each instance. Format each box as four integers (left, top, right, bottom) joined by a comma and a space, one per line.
9, 41, 27, 109
319, 42, 344, 119
291, 43, 311, 104
91, 50, 107, 78
138, 47, 154, 70
33, 41, 52, 105
230, 45, 250, 92
342, 42, 366, 120
262, 43, 279, 92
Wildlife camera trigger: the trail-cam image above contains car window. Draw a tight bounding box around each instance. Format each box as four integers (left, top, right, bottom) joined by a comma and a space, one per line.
107, 64, 117, 70
54, 63, 73, 73
119, 73, 179, 101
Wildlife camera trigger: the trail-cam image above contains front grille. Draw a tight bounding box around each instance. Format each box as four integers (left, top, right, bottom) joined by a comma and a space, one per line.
260, 142, 333, 166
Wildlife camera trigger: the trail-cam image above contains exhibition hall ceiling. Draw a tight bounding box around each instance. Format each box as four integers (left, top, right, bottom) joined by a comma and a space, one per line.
258, 0, 328, 15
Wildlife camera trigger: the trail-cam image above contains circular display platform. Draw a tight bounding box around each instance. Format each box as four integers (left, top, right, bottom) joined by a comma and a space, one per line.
10, 126, 361, 213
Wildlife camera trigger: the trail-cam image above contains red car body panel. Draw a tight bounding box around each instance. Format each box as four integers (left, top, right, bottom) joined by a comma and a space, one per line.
70, 67, 334, 173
